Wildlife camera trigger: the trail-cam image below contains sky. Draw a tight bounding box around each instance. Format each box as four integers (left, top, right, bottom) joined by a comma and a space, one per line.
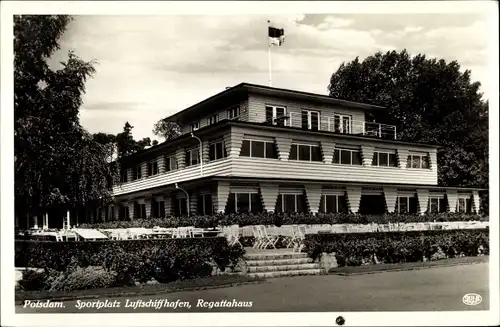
51, 12, 491, 142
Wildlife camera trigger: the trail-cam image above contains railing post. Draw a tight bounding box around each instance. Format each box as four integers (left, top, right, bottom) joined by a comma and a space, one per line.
378, 124, 382, 138
362, 121, 366, 135
394, 126, 397, 140
328, 117, 331, 132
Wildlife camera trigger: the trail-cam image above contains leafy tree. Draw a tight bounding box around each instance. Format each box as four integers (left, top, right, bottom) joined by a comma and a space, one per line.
328, 50, 488, 212
14, 15, 115, 223
114, 122, 152, 158
153, 118, 181, 141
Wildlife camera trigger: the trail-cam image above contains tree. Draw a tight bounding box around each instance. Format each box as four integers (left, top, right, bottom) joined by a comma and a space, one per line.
328, 50, 488, 211
14, 15, 115, 223
114, 122, 152, 158
153, 118, 181, 141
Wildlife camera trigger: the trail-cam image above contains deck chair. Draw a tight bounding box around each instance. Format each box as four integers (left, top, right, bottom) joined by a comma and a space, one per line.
260, 225, 279, 249
228, 225, 242, 247
252, 225, 264, 249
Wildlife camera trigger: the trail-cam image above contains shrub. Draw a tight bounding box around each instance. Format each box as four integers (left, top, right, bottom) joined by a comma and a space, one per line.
18, 270, 49, 291
303, 229, 489, 267
78, 212, 487, 230
49, 267, 117, 291
15, 237, 246, 286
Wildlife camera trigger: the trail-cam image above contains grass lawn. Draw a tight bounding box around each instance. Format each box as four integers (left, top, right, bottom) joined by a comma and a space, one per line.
16, 274, 262, 304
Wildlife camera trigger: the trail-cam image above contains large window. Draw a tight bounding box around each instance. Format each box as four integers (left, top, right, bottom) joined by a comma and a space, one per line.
133, 202, 147, 219
456, 197, 472, 213
227, 106, 240, 119
147, 161, 159, 176
359, 195, 386, 214
197, 194, 213, 215
265, 105, 287, 126
191, 121, 200, 132
397, 196, 418, 214
208, 114, 219, 125
175, 198, 188, 216
240, 139, 278, 158
407, 153, 429, 169
165, 155, 178, 172
372, 151, 398, 167
118, 205, 130, 221
275, 193, 307, 213
289, 143, 322, 162
209, 140, 227, 161
320, 194, 348, 213
185, 147, 200, 166
333, 114, 351, 134
132, 165, 142, 180
429, 196, 447, 213
151, 199, 166, 218
301, 110, 320, 131
333, 148, 362, 165
120, 169, 128, 183
226, 192, 262, 214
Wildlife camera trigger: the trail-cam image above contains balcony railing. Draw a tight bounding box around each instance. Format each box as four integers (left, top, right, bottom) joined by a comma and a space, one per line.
274, 112, 398, 140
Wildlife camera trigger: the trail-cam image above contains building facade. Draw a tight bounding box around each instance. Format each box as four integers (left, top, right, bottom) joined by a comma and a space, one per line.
78, 83, 483, 225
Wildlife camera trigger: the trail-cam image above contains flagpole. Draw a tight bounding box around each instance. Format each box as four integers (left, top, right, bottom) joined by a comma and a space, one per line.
267, 20, 272, 87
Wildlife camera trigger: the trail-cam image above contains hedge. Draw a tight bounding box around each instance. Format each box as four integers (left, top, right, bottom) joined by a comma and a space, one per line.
78, 212, 487, 229
304, 228, 489, 266
15, 237, 245, 286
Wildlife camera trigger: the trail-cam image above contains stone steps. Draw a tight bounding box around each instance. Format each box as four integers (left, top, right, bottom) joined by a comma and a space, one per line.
247, 263, 320, 273
243, 251, 324, 278
246, 257, 314, 266
247, 268, 323, 279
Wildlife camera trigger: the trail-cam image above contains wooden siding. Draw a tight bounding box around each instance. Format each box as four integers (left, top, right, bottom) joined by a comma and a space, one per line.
112, 159, 232, 196
247, 93, 366, 133
383, 187, 398, 213
346, 186, 362, 213
320, 140, 335, 164
472, 190, 480, 213
446, 189, 458, 213
230, 157, 437, 185
305, 185, 322, 213
417, 189, 430, 214
215, 180, 230, 213
259, 182, 279, 212
180, 99, 249, 135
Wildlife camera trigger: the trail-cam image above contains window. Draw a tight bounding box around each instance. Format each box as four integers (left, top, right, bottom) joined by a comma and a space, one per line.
165, 155, 178, 172
301, 110, 320, 131
407, 153, 429, 169
191, 121, 200, 132
275, 193, 307, 213
151, 199, 165, 218
372, 151, 398, 167
225, 192, 262, 214
429, 196, 447, 213
119, 205, 130, 221
265, 105, 287, 126
147, 161, 159, 176
397, 196, 418, 214
132, 165, 142, 180
120, 169, 128, 183
289, 144, 322, 162
175, 198, 188, 216
240, 139, 278, 158
185, 148, 200, 166
333, 148, 362, 165
320, 195, 348, 213
134, 202, 147, 219
208, 114, 219, 125
209, 141, 227, 161
197, 194, 213, 215
227, 106, 240, 119
333, 114, 351, 134
456, 197, 472, 213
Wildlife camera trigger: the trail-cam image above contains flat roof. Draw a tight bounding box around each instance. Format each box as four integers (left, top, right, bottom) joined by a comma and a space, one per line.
166, 82, 386, 123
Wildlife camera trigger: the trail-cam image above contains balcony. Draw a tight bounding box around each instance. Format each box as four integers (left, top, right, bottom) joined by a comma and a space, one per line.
272, 112, 398, 140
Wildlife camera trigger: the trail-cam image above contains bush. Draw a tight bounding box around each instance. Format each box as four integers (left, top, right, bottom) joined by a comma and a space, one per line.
49, 267, 117, 291
304, 229, 489, 266
15, 237, 246, 287
78, 212, 487, 230
18, 270, 49, 291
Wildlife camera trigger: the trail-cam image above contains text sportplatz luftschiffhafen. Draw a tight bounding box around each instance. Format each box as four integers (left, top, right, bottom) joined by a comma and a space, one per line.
23, 299, 254, 310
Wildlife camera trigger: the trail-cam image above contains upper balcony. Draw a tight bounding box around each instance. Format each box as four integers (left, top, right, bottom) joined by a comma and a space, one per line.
275, 112, 397, 140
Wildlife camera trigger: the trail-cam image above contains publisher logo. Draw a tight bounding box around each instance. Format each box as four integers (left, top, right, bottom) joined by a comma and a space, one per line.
462, 293, 482, 306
